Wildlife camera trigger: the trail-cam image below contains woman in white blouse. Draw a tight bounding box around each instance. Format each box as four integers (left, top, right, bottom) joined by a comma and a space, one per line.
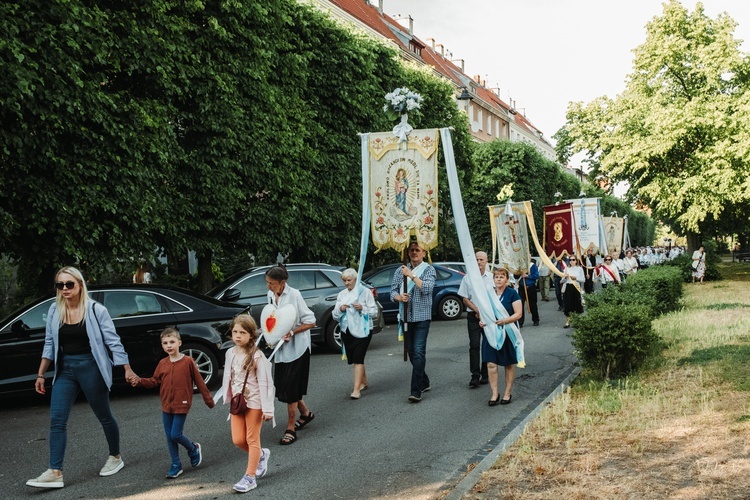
264, 266, 316, 446
562, 256, 585, 328
623, 249, 639, 277
596, 255, 621, 288
332, 269, 377, 400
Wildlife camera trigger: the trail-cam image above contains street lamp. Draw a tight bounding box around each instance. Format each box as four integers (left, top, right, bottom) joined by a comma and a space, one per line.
457, 87, 473, 101
456, 87, 473, 113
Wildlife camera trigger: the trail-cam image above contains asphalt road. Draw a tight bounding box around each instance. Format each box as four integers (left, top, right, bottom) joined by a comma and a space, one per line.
1, 298, 576, 499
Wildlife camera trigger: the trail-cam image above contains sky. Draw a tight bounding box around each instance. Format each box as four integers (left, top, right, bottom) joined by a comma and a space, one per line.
388, 0, 750, 148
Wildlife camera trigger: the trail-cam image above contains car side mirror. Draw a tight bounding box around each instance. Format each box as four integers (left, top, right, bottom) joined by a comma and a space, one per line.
10, 319, 30, 335
221, 289, 241, 302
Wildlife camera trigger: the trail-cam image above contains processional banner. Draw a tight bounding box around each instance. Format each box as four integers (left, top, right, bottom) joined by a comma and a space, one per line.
602, 216, 625, 256
543, 203, 575, 259
489, 202, 531, 275
366, 129, 439, 253
565, 197, 603, 254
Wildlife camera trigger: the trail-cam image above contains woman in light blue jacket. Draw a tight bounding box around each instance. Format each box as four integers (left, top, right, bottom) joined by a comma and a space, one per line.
27, 266, 136, 490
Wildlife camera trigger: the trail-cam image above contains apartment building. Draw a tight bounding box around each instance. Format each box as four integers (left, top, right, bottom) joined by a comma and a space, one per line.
305, 0, 556, 161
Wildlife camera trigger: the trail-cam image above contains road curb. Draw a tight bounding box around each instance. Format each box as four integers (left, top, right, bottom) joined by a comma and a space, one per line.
442, 364, 582, 499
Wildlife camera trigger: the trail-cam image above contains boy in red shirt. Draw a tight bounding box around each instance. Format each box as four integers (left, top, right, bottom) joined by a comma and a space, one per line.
131, 328, 214, 478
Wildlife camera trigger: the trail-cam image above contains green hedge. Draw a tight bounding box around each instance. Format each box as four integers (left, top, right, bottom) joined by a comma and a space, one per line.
572, 265, 683, 379
582, 284, 659, 320
572, 303, 659, 379
620, 266, 684, 316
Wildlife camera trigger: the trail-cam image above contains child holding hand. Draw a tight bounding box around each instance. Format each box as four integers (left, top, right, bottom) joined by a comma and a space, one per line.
221, 314, 275, 493
131, 328, 214, 478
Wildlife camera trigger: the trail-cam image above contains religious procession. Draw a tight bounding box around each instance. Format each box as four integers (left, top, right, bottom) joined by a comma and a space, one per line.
22, 87, 680, 495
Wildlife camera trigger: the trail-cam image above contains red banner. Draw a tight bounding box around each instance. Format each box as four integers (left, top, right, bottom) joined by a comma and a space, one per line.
543, 203, 575, 259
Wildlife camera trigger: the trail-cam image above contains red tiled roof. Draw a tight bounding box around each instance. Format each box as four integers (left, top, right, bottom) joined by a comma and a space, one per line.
329, 0, 466, 86
326, 0, 553, 144
328, 0, 410, 52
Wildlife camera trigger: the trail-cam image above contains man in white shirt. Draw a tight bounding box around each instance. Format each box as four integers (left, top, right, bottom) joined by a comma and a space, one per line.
457, 251, 493, 388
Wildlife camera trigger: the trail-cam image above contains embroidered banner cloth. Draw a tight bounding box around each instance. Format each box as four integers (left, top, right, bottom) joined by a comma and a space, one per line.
543, 203, 575, 259
602, 216, 625, 256
489, 202, 531, 275
565, 197, 603, 254
367, 129, 439, 253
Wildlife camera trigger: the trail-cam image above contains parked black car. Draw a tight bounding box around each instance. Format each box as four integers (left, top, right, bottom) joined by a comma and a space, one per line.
208, 263, 384, 351
0, 284, 245, 395
361, 263, 466, 322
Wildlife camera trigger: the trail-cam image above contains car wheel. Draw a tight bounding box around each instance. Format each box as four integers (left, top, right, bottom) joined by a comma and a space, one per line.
182, 343, 220, 389
437, 295, 462, 320
325, 320, 343, 352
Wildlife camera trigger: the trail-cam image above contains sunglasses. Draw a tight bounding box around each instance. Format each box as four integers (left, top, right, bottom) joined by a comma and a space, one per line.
569, 259, 577, 262
605, 258, 612, 262
55, 281, 76, 290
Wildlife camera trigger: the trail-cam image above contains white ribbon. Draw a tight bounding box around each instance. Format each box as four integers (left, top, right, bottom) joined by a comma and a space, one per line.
392, 114, 412, 147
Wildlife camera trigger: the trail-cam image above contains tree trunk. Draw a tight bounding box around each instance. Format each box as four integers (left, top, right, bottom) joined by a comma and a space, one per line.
196, 251, 214, 293
686, 232, 701, 254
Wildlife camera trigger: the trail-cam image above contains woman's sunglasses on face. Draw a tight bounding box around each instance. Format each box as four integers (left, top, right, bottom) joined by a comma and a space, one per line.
55, 281, 76, 290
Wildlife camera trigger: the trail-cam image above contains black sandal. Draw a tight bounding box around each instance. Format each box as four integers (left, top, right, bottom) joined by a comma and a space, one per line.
488, 397, 500, 407
500, 394, 512, 405
294, 411, 315, 430
279, 430, 297, 445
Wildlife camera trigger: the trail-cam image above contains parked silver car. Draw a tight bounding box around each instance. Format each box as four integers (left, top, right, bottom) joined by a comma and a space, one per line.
209, 264, 384, 351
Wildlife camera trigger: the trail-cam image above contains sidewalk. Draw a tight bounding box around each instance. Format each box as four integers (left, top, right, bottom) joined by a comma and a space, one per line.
443, 290, 580, 499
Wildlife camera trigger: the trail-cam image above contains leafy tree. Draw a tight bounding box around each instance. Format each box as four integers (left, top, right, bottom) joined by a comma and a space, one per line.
1, 1, 180, 296
552, 125, 574, 166
564, 1, 750, 250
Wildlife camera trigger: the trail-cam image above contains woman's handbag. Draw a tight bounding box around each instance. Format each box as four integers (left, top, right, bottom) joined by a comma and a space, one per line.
229, 369, 250, 415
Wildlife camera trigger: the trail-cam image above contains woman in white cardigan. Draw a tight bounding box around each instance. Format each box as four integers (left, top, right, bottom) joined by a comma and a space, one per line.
332, 268, 377, 400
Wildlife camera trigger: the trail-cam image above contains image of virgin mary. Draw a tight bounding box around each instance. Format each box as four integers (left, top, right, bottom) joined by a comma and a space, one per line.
394, 167, 409, 214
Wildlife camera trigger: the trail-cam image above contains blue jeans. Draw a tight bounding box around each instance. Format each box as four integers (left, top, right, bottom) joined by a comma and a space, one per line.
407, 320, 431, 397
162, 412, 196, 466
49, 353, 119, 470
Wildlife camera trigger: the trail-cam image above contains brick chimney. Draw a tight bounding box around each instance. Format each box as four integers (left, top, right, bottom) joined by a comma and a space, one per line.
452, 59, 465, 72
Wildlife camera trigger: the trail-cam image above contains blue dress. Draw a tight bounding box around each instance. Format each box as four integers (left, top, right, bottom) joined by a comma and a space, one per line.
481, 287, 520, 366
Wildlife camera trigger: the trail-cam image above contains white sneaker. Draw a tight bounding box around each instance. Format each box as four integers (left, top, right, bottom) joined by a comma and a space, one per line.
26, 469, 64, 488
99, 455, 124, 476
233, 474, 257, 493
256, 448, 270, 478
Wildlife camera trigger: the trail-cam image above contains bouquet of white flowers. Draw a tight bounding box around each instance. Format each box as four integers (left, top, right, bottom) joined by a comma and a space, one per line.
383, 87, 423, 120
496, 183, 515, 202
